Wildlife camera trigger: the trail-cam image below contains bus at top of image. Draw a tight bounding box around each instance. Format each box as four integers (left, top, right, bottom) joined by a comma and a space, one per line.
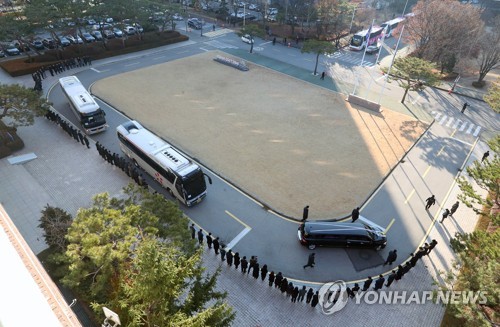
58, 76, 107, 134
381, 16, 405, 38
349, 26, 384, 51
116, 120, 212, 207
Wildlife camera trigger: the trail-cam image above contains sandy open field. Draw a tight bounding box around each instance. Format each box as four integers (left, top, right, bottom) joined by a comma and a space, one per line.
92, 51, 426, 219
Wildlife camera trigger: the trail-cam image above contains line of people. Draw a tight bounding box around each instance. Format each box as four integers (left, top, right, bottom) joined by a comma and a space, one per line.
95, 142, 148, 188
45, 110, 90, 148
33, 56, 93, 81
190, 224, 322, 307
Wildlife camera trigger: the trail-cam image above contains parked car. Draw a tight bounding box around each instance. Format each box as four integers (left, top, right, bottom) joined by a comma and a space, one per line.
0, 50, 5, 57
4, 44, 20, 56
266, 14, 277, 22
297, 221, 387, 250
241, 34, 253, 44
172, 13, 183, 20
123, 26, 136, 35
103, 30, 115, 39
66, 34, 83, 44
14, 42, 31, 52
187, 18, 202, 29
132, 23, 144, 33
42, 38, 57, 49
248, 3, 258, 10
91, 30, 103, 41
92, 23, 112, 30
365, 44, 380, 54
81, 32, 95, 43
58, 36, 71, 47
113, 27, 123, 37
244, 13, 257, 21
85, 18, 97, 25
267, 7, 278, 15
32, 40, 45, 50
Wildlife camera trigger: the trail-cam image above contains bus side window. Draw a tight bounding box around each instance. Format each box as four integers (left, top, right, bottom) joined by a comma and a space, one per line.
164, 169, 175, 183
175, 179, 184, 197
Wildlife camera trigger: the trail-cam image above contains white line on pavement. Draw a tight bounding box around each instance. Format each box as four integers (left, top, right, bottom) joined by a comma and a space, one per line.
466, 124, 474, 134
199, 47, 210, 52
124, 62, 140, 67
153, 56, 165, 60
438, 115, 448, 125
434, 112, 442, 121
472, 126, 481, 137
90, 68, 101, 73
225, 227, 251, 250
452, 119, 461, 129
445, 117, 454, 127
459, 122, 468, 131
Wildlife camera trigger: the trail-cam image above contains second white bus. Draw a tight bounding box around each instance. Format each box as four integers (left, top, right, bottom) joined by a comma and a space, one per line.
381, 16, 405, 38
117, 120, 212, 207
349, 26, 384, 51
59, 76, 107, 134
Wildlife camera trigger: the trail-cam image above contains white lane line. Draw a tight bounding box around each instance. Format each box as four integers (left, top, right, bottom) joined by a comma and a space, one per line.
439, 115, 448, 125
434, 112, 442, 121
466, 124, 474, 134
153, 56, 165, 60
199, 47, 210, 52
225, 227, 251, 250
445, 117, 454, 127
90, 68, 101, 73
260, 41, 272, 45
472, 126, 481, 137
452, 119, 461, 129
124, 62, 140, 67
459, 121, 468, 131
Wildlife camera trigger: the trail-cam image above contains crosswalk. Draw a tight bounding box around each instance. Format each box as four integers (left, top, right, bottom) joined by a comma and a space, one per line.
203, 40, 238, 49
325, 50, 376, 67
431, 111, 482, 136
202, 28, 233, 38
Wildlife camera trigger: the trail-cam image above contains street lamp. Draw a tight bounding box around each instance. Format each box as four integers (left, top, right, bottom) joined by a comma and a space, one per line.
200, 19, 203, 36
243, 3, 246, 27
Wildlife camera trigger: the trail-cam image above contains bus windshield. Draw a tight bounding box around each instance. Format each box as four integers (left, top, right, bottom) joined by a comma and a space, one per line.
351, 35, 363, 46
183, 169, 206, 198
81, 110, 106, 128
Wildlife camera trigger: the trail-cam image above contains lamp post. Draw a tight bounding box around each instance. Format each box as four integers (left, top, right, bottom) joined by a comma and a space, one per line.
402, 0, 409, 16
243, 3, 246, 27
200, 18, 203, 36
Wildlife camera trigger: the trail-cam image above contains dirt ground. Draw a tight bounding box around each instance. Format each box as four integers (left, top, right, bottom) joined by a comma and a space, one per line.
92, 50, 426, 219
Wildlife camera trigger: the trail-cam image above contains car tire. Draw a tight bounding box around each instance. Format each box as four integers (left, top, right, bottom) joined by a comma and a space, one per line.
308, 244, 316, 250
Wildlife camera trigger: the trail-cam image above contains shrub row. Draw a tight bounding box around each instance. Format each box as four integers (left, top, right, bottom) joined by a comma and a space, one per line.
0, 31, 189, 77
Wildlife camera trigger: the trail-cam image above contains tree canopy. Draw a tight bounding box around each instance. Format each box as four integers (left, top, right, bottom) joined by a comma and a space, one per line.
484, 78, 500, 113
389, 56, 439, 103
0, 84, 50, 128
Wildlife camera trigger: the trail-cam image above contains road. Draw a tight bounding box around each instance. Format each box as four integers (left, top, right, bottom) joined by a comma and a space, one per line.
46, 28, 497, 284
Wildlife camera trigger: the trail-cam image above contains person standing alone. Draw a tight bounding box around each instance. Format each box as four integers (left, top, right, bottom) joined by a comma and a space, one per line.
303, 253, 315, 269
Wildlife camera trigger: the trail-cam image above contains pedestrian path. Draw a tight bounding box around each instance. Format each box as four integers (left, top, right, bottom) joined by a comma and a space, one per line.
204, 39, 238, 49
325, 49, 376, 67
203, 28, 233, 38
431, 111, 482, 137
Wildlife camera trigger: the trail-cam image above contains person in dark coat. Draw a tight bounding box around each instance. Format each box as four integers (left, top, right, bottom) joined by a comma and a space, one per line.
234, 252, 241, 269
248, 256, 257, 275
461, 102, 468, 113
268, 271, 275, 287
220, 247, 226, 261
450, 201, 460, 216
427, 239, 438, 254
373, 275, 385, 291
252, 262, 260, 279
409, 253, 419, 267
190, 224, 196, 239
422, 242, 430, 256
260, 264, 268, 281
386, 270, 396, 287
77, 131, 85, 145
197, 229, 204, 244
298, 286, 307, 302
206, 232, 213, 249
481, 150, 490, 162
311, 291, 319, 307
274, 272, 283, 288
302, 205, 309, 221
440, 208, 450, 223
425, 195, 436, 210
416, 246, 427, 260
280, 278, 288, 294
303, 253, 315, 269
347, 286, 355, 298
83, 135, 90, 148
226, 250, 233, 266
286, 282, 294, 298
351, 207, 360, 222
395, 265, 404, 281
384, 249, 398, 266
362, 276, 373, 291
240, 256, 248, 273
402, 262, 412, 275
213, 237, 220, 254
351, 283, 360, 297
291, 286, 299, 303
306, 288, 314, 303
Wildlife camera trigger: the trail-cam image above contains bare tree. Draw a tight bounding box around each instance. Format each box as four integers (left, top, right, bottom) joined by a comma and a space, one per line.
474, 16, 500, 86
404, 0, 483, 73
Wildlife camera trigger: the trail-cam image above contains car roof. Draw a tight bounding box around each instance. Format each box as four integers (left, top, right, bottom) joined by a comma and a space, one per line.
303, 222, 371, 236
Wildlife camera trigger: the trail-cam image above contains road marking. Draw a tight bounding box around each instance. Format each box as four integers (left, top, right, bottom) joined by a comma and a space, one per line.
90, 68, 101, 73
384, 218, 395, 233
450, 129, 457, 138
404, 189, 415, 204
472, 126, 481, 137
199, 47, 210, 52
438, 115, 448, 125
153, 56, 165, 60
452, 119, 461, 129
225, 227, 251, 250
124, 62, 140, 67
422, 165, 432, 178
259, 41, 272, 45
466, 124, 474, 134
459, 122, 467, 131
304, 58, 312, 62
445, 117, 454, 127
436, 146, 446, 156
434, 112, 442, 121
376, 74, 386, 81
225, 210, 251, 229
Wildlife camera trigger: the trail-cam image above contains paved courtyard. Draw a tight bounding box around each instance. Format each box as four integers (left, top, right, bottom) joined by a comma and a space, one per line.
92, 50, 426, 219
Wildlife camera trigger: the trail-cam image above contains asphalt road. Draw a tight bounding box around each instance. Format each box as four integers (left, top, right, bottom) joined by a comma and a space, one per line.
46, 30, 492, 284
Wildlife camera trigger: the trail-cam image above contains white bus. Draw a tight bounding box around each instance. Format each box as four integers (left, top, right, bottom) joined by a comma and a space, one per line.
116, 120, 212, 207
381, 17, 405, 38
59, 76, 107, 134
349, 26, 384, 50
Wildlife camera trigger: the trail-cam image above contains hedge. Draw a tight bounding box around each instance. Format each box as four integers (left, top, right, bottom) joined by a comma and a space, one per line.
0, 31, 189, 77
